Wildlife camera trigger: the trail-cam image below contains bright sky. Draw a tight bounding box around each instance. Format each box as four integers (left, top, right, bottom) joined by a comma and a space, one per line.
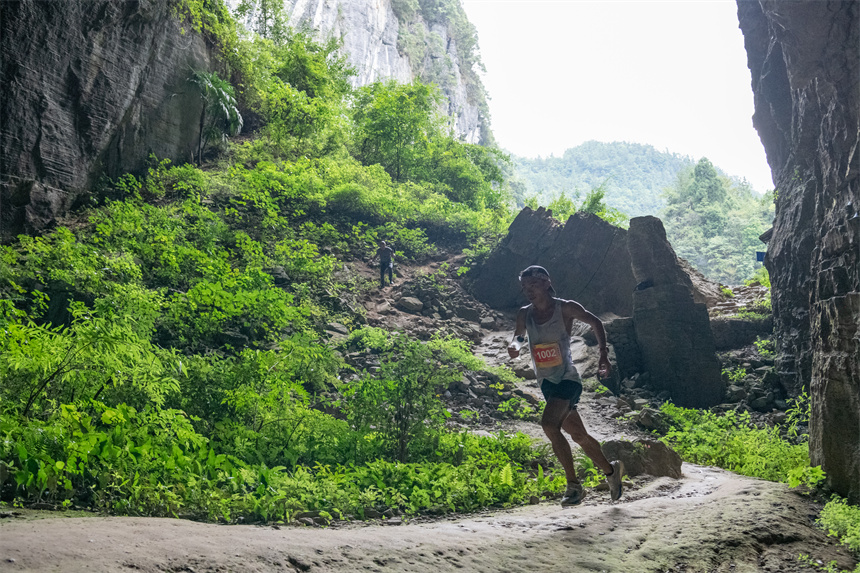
461, 0, 775, 192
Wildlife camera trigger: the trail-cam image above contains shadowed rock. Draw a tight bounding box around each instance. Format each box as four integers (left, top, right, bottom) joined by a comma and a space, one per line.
0, 0, 213, 241
468, 207, 636, 315
602, 439, 682, 479
628, 216, 723, 408
738, 0, 859, 502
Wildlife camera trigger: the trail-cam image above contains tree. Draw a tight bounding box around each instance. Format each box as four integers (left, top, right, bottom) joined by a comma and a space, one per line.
188, 70, 243, 165
234, 0, 288, 43
352, 80, 442, 181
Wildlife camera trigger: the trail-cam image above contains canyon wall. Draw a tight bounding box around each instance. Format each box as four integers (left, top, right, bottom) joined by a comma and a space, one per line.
281, 0, 489, 144
737, 0, 859, 501
0, 0, 212, 241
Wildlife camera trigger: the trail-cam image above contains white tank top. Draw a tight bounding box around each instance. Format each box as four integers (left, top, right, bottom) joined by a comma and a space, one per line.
525, 299, 580, 384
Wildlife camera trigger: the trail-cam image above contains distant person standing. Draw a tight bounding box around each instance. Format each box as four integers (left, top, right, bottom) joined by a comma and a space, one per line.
507, 265, 624, 506
376, 240, 395, 288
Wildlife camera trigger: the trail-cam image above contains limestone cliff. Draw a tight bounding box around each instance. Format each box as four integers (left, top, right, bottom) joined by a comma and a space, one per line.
280, 0, 490, 144
0, 0, 212, 242
738, 0, 859, 502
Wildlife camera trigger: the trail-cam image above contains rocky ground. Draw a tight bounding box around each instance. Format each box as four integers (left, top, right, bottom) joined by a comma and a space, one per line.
0, 258, 853, 573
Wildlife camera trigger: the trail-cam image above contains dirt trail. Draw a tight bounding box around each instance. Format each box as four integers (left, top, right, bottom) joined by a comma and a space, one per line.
1, 259, 854, 573
0, 465, 853, 573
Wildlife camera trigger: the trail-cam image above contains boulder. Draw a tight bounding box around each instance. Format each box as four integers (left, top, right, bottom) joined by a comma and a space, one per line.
738, 0, 860, 502
601, 439, 682, 479
467, 207, 637, 315
0, 0, 212, 240
628, 217, 723, 408
710, 316, 773, 350
396, 297, 423, 313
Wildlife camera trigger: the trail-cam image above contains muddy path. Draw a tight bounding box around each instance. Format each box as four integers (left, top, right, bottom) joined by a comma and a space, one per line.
0, 465, 853, 573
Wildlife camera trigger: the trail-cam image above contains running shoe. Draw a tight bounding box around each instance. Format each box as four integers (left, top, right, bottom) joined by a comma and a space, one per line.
561, 482, 585, 506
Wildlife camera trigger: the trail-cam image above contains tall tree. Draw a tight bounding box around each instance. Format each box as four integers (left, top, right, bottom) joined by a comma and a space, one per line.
351, 80, 442, 181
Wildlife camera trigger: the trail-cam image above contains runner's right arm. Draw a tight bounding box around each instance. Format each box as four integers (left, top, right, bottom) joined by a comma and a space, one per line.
507, 307, 528, 358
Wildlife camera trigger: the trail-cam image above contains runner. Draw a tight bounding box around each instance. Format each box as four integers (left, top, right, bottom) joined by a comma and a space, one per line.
507, 265, 624, 506
375, 240, 395, 288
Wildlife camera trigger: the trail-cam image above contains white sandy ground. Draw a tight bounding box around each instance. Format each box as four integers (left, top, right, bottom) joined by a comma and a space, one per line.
0, 463, 855, 573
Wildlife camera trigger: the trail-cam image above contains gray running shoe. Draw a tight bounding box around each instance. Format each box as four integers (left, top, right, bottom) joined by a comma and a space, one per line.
561, 482, 585, 506
608, 460, 624, 501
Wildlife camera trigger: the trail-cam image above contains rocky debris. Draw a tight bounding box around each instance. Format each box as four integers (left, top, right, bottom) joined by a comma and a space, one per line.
628, 216, 723, 408
601, 439, 682, 479
1, 0, 212, 240
676, 257, 726, 307
739, 0, 859, 501
395, 297, 424, 313
467, 207, 637, 316
710, 315, 773, 350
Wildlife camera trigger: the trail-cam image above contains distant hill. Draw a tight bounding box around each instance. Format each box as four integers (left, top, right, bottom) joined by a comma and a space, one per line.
508, 141, 696, 217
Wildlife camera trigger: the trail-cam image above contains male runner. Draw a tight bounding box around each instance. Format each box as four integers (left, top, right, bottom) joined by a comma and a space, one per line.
508, 265, 624, 506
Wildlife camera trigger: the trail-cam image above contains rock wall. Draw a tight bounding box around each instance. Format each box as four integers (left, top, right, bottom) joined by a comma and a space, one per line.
0, 0, 212, 241
737, 0, 859, 501
281, 0, 488, 143
468, 207, 637, 315
628, 216, 723, 408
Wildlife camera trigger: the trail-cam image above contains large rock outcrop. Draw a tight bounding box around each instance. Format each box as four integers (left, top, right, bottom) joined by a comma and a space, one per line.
280, 0, 489, 144
738, 0, 859, 501
0, 0, 212, 241
628, 216, 723, 408
468, 207, 637, 315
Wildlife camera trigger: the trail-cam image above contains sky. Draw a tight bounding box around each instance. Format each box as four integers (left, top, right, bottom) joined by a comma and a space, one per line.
460, 0, 775, 192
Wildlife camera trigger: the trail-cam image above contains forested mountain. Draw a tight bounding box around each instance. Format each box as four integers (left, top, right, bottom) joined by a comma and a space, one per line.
508, 141, 696, 217
508, 142, 775, 285
662, 158, 774, 285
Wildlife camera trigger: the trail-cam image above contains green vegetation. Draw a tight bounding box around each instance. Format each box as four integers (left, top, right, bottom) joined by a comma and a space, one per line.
510, 141, 695, 216
662, 158, 774, 284
0, 5, 565, 522
657, 403, 822, 488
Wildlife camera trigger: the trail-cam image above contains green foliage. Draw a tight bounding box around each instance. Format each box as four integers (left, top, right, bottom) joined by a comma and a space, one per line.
657, 403, 813, 484
189, 69, 243, 165
721, 287, 734, 298
785, 391, 811, 440
497, 397, 540, 421
818, 496, 860, 553
510, 141, 695, 216
352, 80, 442, 182
662, 158, 774, 284
342, 336, 458, 462
753, 336, 775, 358
744, 265, 771, 288
723, 367, 747, 384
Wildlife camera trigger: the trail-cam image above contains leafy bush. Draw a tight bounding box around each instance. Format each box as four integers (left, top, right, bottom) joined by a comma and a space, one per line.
342, 336, 459, 462
657, 403, 818, 485
819, 496, 860, 553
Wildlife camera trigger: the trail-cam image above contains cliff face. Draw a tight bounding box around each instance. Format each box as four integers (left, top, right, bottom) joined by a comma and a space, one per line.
282, 0, 489, 144
737, 0, 859, 502
0, 0, 212, 242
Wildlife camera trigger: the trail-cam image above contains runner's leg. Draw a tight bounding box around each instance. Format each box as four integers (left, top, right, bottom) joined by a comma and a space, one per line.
541, 398, 579, 483
562, 410, 613, 474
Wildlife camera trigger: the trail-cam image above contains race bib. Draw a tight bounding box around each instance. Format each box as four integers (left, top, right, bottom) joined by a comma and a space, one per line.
532, 342, 562, 369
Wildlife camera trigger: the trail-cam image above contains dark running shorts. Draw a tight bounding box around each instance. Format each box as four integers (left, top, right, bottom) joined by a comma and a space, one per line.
540, 379, 583, 410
